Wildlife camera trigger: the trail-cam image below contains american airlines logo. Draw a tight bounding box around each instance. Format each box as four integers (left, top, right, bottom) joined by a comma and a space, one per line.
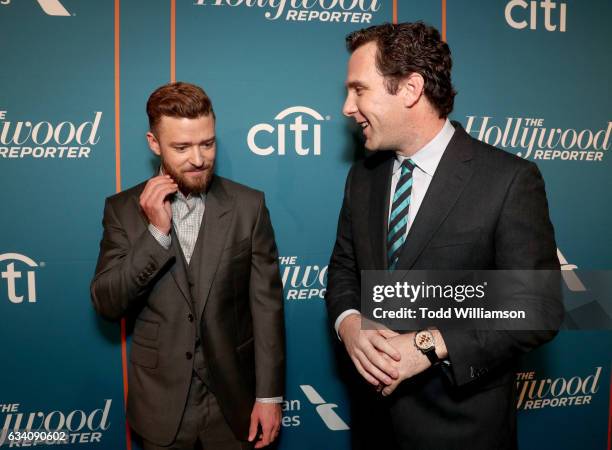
1, 0, 71, 16
1, 253, 39, 304
557, 248, 586, 292
299, 385, 349, 431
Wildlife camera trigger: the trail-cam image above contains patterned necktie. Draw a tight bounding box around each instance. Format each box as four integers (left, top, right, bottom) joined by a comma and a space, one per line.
387, 159, 416, 269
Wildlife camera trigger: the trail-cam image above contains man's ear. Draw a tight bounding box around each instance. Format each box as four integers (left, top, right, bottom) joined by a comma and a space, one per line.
146, 130, 161, 156
399, 72, 425, 108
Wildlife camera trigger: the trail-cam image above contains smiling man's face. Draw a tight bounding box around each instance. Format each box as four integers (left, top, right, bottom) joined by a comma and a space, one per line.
342, 41, 409, 152
147, 114, 216, 195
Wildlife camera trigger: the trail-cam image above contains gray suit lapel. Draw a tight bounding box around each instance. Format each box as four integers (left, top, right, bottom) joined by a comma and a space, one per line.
131, 193, 193, 308
195, 177, 234, 318
396, 124, 475, 269
169, 227, 193, 308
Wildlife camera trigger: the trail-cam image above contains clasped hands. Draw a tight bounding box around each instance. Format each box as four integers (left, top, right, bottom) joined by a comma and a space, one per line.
339, 314, 441, 396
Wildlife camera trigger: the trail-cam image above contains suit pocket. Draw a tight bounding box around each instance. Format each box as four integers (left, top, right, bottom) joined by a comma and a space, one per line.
130, 342, 158, 369
428, 229, 481, 249
236, 336, 254, 352
133, 318, 159, 341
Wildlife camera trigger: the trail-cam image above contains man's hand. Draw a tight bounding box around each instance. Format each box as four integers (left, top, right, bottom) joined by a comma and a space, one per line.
381, 331, 448, 396
248, 402, 281, 449
139, 175, 178, 235
338, 313, 402, 387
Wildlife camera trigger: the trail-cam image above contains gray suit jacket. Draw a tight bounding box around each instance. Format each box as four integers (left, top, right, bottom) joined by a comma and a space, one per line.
91, 175, 285, 445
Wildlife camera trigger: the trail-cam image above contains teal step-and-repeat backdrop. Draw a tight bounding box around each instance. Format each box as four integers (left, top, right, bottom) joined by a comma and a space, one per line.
1, 1, 610, 449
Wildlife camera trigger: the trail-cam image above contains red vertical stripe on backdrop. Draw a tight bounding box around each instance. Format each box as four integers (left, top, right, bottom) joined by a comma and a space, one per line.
171, 0, 176, 82
442, 0, 447, 41
392, 0, 397, 24
114, 1, 132, 449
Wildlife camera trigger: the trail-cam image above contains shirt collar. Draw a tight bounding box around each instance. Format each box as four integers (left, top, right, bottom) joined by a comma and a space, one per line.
394, 119, 455, 176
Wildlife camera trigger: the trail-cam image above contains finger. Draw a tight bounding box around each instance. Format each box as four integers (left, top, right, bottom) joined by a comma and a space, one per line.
355, 349, 394, 385
149, 183, 178, 207
141, 177, 175, 205
361, 344, 399, 380
377, 327, 400, 339
247, 413, 259, 442
382, 380, 400, 397
260, 423, 273, 448
351, 355, 381, 387
370, 333, 401, 361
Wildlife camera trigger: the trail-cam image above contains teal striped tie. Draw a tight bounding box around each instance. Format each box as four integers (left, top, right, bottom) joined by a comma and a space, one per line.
388, 159, 416, 269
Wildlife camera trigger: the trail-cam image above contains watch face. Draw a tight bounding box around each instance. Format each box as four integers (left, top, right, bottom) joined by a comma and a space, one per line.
415, 331, 435, 351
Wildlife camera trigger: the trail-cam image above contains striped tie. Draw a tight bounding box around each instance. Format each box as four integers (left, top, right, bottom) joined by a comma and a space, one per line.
387, 159, 416, 269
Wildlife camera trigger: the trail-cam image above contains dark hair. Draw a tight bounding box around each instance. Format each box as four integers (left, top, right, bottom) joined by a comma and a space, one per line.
146, 81, 215, 132
346, 22, 456, 118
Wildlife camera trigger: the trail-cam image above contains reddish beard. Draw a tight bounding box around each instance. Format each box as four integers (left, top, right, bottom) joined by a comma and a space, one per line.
162, 160, 214, 195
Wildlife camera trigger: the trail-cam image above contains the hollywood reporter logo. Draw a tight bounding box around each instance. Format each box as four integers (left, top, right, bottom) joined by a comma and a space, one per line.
516, 367, 602, 410
0, 0, 71, 16
280, 256, 327, 300
0, 110, 102, 159
0, 399, 112, 446
194, 0, 379, 24
0, 253, 39, 304
248, 106, 328, 157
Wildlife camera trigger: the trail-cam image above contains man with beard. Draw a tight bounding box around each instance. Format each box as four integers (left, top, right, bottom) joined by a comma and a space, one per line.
91, 82, 285, 450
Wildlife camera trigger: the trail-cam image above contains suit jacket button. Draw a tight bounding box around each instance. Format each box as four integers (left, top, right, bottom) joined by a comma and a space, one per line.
188, 314, 194, 322
186, 352, 193, 360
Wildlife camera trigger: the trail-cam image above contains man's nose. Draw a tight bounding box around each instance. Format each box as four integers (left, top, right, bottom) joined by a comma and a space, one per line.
342, 94, 356, 118
189, 147, 204, 166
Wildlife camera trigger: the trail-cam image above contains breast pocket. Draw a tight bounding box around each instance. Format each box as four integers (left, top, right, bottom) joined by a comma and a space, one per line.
222, 237, 251, 260
428, 228, 481, 249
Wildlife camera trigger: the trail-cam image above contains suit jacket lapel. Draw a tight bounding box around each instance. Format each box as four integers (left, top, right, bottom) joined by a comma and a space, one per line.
169, 227, 192, 308
368, 156, 394, 270
396, 125, 475, 269
195, 177, 234, 318
131, 192, 192, 308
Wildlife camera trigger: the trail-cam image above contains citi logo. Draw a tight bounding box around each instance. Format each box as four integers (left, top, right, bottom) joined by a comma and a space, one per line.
2, 0, 72, 15
505, 0, 566, 32
557, 249, 586, 292
0, 253, 39, 304
299, 385, 349, 431
248, 106, 327, 157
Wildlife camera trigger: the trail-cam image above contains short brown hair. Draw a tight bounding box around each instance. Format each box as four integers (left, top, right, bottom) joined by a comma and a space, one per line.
146, 81, 215, 132
346, 22, 456, 118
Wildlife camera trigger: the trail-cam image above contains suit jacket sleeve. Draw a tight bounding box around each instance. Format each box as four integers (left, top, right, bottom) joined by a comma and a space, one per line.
90, 197, 174, 321
442, 161, 564, 386
325, 166, 361, 326
249, 193, 285, 398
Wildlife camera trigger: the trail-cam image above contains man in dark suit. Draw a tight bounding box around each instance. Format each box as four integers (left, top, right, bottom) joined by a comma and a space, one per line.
91, 82, 285, 450
326, 23, 563, 449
